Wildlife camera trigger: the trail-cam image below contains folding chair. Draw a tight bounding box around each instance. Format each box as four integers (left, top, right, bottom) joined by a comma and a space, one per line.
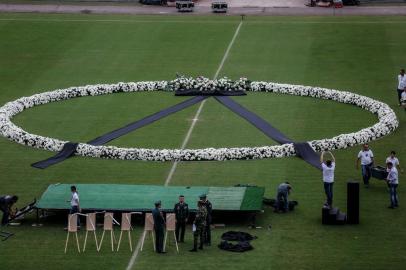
140, 213, 155, 252
163, 213, 179, 253
64, 214, 80, 253
83, 213, 98, 252
98, 212, 119, 252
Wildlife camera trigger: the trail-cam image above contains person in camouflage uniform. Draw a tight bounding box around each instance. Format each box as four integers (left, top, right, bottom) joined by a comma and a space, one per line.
200, 194, 212, 245
189, 200, 207, 252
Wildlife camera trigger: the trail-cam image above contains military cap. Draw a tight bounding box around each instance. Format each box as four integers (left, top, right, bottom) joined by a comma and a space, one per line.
199, 194, 207, 199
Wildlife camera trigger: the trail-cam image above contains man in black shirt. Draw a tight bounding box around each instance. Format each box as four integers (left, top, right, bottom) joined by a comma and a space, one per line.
174, 195, 189, 243
0, 195, 18, 226
152, 201, 165, 253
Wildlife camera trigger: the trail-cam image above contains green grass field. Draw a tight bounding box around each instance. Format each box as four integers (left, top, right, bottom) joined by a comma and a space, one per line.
0, 13, 405, 270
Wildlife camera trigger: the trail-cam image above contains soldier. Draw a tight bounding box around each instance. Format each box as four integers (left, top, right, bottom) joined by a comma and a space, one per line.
152, 201, 166, 253
174, 195, 189, 243
200, 194, 212, 245
190, 200, 207, 252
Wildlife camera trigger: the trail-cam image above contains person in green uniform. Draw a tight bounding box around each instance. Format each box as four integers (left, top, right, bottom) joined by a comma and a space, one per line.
174, 195, 189, 243
200, 194, 212, 245
190, 200, 207, 252
152, 201, 166, 253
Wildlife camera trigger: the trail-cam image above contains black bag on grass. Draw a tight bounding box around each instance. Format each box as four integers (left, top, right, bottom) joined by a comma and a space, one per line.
218, 241, 253, 252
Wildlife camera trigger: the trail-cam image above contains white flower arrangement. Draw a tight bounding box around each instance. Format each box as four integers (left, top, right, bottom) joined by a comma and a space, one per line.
0, 78, 399, 161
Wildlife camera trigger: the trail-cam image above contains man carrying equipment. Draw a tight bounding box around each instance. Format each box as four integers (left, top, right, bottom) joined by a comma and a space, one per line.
174, 195, 189, 243
356, 143, 374, 188
386, 162, 399, 209
190, 200, 207, 252
199, 194, 212, 245
152, 201, 166, 253
0, 195, 18, 226
321, 151, 336, 208
274, 182, 292, 213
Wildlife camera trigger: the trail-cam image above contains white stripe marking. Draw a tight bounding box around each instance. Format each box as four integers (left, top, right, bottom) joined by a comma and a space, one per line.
125, 20, 243, 270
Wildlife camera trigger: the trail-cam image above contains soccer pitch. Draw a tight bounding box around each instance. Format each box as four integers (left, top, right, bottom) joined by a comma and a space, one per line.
0, 13, 405, 270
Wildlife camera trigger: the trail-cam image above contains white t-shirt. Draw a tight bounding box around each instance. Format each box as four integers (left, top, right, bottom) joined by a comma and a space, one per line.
71, 192, 79, 207
322, 162, 335, 183
387, 167, 399, 185
358, 150, 374, 165
398, 74, 406, 90
401, 91, 406, 102
386, 157, 400, 168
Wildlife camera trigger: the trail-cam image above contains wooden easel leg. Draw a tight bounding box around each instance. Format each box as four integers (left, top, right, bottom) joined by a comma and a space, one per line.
83, 231, 88, 252
152, 231, 156, 252
98, 230, 105, 252
94, 231, 99, 252
140, 230, 146, 251
110, 231, 114, 252
174, 231, 179, 253
117, 231, 123, 252
64, 232, 70, 254
75, 232, 81, 253
163, 231, 168, 252
128, 231, 133, 252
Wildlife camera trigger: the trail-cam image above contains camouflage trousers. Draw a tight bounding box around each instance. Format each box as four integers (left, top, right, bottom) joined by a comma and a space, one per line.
193, 225, 205, 249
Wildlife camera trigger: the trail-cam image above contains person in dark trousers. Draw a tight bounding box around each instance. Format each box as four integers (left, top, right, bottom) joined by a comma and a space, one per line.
152, 201, 166, 253
0, 195, 18, 226
274, 182, 292, 213
190, 200, 207, 252
356, 143, 374, 188
67, 185, 80, 227
397, 69, 406, 105
320, 151, 336, 209
200, 194, 212, 245
386, 162, 399, 209
174, 195, 189, 243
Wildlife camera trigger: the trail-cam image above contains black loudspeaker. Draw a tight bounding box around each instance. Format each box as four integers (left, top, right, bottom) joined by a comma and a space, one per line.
347, 181, 360, 224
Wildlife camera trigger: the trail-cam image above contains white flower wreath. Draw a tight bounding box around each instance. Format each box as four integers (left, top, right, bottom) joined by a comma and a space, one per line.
0, 78, 399, 161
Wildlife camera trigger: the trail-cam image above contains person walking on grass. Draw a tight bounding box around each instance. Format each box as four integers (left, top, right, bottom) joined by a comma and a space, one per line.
321, 151, 336, 209
69, 186, 80, 227
386, 151, 403, 174
386, 162, 399, 209
356, 143, 374, 188
397, 69, 406, 105
401, 88, 406, 111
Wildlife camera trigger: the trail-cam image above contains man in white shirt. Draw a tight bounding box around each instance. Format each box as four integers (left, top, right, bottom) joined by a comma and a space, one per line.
386, 150, 403, 174
386, 162, 399, 209
69, 185, 80, 227
320, 151, 335, 208
397, 69, 406, 105
356, 143, 374, 187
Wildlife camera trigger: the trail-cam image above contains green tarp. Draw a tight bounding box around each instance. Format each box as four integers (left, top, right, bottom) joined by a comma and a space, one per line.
36, 184, 264, 212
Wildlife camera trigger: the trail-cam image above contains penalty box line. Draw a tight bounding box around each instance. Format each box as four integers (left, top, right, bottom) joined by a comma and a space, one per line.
125, 19, 243, 270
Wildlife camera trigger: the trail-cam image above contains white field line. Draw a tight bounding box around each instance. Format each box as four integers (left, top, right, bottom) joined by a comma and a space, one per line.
164, 19, 243, 187
125, 20, 243, 270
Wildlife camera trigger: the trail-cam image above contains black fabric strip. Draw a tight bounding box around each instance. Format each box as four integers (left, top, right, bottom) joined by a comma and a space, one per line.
215, 96, 321, 170
31, 96, 209, 169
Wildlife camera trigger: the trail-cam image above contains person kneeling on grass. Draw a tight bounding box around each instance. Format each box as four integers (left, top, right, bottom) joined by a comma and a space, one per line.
274, 182, 292, 213
0, 195, 18, 226
321, 151, 336, 209
386, 162, 399, 209
401, 88, 406, 111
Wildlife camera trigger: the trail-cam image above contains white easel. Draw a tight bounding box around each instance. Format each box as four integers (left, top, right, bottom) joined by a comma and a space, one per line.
98, 212, 120, 252
163, 213, 179, 253
64, 214, 81, 253
140, 213, 155, 252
